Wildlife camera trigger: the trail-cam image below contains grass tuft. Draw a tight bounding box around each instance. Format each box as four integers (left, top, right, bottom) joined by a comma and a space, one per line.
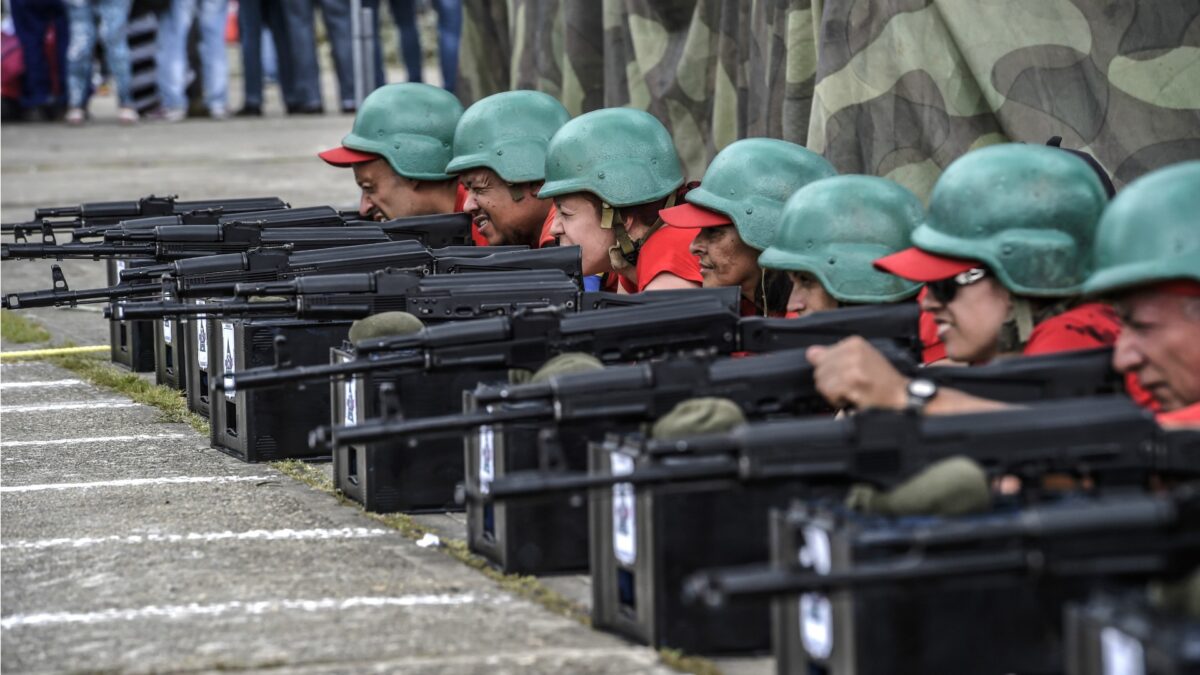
46, 350, 208, 435
1, 310, 52, 344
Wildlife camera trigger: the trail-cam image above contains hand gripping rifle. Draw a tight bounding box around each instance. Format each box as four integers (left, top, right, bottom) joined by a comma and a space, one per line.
480, 349, 1136, 501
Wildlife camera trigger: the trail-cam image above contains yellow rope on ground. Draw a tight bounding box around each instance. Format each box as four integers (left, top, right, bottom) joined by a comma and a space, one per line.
0, 345, 110, 360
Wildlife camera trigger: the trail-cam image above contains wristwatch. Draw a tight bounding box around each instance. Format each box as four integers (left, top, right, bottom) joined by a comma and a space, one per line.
905, 378, 939, 412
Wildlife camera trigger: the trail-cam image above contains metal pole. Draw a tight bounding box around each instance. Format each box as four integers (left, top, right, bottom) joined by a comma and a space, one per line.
361, 7, 376, 98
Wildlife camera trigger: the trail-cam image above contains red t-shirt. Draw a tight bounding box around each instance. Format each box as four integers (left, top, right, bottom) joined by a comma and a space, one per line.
455, 184, 490, 247
1022, 302, 1121, 356
622, 225, 703, 293
1158, 402, 1200, 429
538, 205, 558, 249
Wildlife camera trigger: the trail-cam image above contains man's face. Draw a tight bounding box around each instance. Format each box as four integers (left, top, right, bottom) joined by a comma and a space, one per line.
785, 271, 839, 318
459, 167, 548, 247
352, 159, 421, 220
1113, 292, 1200, 411
690, 225, 760, 295
550, 194, 614, 276
919, 275, 1011, 362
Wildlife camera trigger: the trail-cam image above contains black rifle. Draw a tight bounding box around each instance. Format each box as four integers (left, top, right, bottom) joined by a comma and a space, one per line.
2, 195, 289, 239
685, 484, 1200, 606
219, 291, 742, 392
110, 268, 580, 321
485, 396, 1198, 500
738, 303, 922, 356
312, 344, 888, 451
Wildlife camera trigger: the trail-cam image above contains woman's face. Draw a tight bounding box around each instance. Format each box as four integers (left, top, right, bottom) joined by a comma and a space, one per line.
785, 271, 839, 317
919, 276, 1012, 362
689, 225, 761, 295
550, 194, 615, 276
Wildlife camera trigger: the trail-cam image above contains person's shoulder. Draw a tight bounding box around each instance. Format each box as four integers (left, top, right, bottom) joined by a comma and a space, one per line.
636, 225, 702, 290
1158, 402, 1200, 429
1024, 302, 1120, 355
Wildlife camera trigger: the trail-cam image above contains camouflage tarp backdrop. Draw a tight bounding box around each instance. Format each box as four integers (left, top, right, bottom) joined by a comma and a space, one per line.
458, 0, 1200, 200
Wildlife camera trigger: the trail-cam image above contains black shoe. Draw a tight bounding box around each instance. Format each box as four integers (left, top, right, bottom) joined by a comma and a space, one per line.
287, 103, 324, 115
340, 104, 357, 114
235, 104, 263, 117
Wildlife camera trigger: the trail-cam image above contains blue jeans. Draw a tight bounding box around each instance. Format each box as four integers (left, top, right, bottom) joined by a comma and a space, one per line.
154, 0, 194, 110
64, 0, 133, 108
387, 0, 459, 92
11, 0, 68, 108
196, 0, 228, 111
316, 0, 384, 108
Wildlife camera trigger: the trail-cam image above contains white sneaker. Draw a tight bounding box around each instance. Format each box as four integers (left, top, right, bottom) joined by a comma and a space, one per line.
64, 108, 86, 125
117, 107, 139, 124
209, 105, 229, 120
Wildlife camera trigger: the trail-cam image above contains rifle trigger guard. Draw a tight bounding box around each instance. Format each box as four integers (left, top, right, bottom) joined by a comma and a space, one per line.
379, 383, 403, 420
41, 220, 56, 245
537, 428, 567, 472
273, 335, 293, 369
51, 265, 69, 291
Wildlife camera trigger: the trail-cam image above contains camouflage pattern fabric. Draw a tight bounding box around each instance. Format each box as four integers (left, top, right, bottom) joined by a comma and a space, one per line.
458, 0, 1199, 199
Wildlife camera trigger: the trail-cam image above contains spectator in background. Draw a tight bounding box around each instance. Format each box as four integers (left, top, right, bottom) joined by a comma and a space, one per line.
10, 0, 68, 120
153, 0, 227, 120
315, 0, 384, 113
236, 0, 321, 115
388, 0, 460, 92
63, 0, 136, 124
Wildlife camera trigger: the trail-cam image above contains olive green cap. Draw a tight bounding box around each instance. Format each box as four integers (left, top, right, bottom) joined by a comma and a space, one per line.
340, 83, 463, 181
444, 90, 571, 183
1083, 161, 1200, 296
530, 352, 604, 384
539, 108, 685, 207
348, 311, 425, 344
845, 456, 991, 516
651, 398, 746, 440
914, 143, 1107, 297
686, 138, 836, 250
759, 175, 923, 303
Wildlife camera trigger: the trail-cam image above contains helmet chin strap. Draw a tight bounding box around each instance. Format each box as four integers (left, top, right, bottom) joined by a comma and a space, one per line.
603, 193, 677, 272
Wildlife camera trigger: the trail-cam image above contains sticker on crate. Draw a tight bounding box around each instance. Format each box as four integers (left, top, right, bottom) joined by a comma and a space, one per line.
222, 322, 236, 401
1100, 626, 1145, 675
478, 425, 495, 494
611, 452, 636, 565
344, 378, 357, 426
799, 525, 834, 660
163, 317, 173, 345
195, 301, 208, 369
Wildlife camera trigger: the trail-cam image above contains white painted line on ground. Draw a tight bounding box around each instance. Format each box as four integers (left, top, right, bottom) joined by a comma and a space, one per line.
1, 595, 497, 628
0, 433, 189, 448
2, 527, 393, 551
1, 401, 138, 413
1, 475, 274, 493
0, 379, 85, 389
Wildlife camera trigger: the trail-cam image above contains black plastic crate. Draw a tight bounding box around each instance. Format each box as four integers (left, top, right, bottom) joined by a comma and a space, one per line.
207, 317, 350, 462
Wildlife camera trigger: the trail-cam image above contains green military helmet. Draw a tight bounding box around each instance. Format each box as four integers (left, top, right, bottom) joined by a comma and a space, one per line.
915, 143, 1107, 297
686, 138, 836, 250
539, 108, 684, 207
759, 175, 924, 303
340, 83, 464, 181
444, 90, 571, 183
1083, 160, 1200, 296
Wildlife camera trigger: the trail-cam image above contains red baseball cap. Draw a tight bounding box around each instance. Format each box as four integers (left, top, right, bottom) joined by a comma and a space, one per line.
873, 247, 981, 282
660, 202, 733, 229
318, 145, 380, 167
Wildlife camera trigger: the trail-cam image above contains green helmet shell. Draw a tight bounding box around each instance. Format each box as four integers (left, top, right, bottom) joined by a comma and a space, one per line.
1083, 160, 1200, 296
915, 143, 1108, 297
444, 90, 571, 183
686, 138, 836, 250
341, 83, 463, 181
759, 175, 924, 303
539, 108, 684, 207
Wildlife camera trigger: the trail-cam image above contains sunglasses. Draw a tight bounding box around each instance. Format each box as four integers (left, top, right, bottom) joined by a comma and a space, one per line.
926, 268, 988, 304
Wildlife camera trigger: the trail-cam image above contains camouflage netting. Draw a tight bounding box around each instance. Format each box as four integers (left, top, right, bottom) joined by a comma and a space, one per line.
458, 0, 1200, 200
